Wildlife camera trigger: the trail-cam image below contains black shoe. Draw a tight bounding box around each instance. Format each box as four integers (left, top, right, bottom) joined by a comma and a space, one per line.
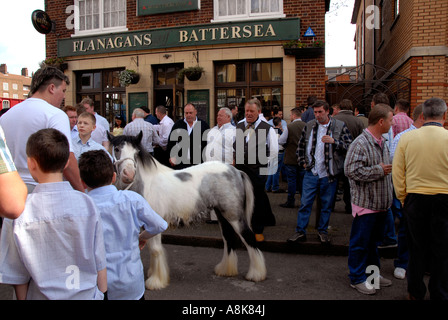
287, 232, 306, 243
272, 189, 286, 193
280, 202, 295, 208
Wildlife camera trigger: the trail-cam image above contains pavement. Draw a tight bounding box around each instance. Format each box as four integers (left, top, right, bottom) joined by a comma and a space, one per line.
161, 180, 397, 257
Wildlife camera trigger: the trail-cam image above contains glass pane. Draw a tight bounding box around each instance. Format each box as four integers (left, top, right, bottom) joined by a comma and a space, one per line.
93, 0, 99, 13
157, 67, 166, 85
272, 87, 281, 108
261, 0, 269, 12
238, 0, 246, 14
216, 65, 226, 83
104, 12, 110, 28
79, 1, 85, 15
86, 0, 92, 13
93, 72, 101, 88
219, 0, 227, 16
272, 62, 281, 81
271, 0, 279, 12
103, 0, 109, 12
166, 67, 177, 85
251, 0, 259, 13
251, 63, 261, 81
85, 15, 92, 30
227, 64, 236, 82
111, 12, 118, 27
261, 63, 271, 81
80, 17, 85, 31
93, 13, 100, 29
228, 0, 236, 15
236, 63, 245, 82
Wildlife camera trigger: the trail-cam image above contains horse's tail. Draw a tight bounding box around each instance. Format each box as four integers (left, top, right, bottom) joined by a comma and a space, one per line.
241, 171, 255, 226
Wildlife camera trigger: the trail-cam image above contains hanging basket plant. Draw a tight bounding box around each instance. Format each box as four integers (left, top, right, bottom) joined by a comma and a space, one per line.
119, 69, 140, 87
177, 66, 204, 81
282, 39, 325, 58
39, 57, 68, 71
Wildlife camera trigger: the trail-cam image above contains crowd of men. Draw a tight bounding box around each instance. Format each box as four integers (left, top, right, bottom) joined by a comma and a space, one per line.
0, 65, 446, 300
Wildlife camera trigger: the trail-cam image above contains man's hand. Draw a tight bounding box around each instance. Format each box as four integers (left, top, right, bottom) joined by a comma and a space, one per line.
321, 135, 335, 144
380, 163, 392, 175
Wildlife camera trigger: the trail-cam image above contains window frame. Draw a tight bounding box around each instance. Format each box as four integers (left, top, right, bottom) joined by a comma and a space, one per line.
72, 0, 128, 37
212, 0, 285, 23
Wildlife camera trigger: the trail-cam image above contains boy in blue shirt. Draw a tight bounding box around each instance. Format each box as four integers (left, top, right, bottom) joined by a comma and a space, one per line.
78, 150, 168, 300
0, 128, 107, 299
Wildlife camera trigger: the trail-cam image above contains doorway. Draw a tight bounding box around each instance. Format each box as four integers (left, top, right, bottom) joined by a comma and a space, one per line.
153, 64, 184, 121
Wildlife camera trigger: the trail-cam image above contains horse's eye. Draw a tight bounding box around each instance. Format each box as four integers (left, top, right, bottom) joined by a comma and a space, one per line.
114, 147, 120, 153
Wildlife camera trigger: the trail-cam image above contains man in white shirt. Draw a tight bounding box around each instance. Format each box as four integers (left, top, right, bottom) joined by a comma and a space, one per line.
0, 66, 84, 192
205, 107, 236, 164
153, 105, 174, 166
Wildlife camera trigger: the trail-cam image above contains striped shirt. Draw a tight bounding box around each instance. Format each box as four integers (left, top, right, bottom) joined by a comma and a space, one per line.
392, 112, 413, 137
344, 129, 393, 212
123, 118, 160, 153
0, 126, 16, 174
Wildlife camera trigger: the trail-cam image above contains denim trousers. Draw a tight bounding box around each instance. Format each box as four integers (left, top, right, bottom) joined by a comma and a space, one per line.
390, 194, 408, 270
348, 211, 387, 285
265, 152, 284, 191
295, 171, 337, 234
284, 164, 305, 203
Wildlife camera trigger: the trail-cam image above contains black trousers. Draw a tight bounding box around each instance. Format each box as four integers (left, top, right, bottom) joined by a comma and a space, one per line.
404, 193, 448, 300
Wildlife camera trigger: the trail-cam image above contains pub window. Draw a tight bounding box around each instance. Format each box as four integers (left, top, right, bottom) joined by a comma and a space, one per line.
213, 0, 284, 22
215, 60, 282, 121
76, 68, 126, 128
74, 0, 127, 36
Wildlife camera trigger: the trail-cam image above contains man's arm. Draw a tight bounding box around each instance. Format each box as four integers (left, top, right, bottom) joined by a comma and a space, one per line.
63, 153, 85, 192
392, 139, 407, 205
0, 171, 27, 219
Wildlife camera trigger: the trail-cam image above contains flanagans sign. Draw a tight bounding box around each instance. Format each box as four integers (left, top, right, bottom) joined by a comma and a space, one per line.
58, 18, 300, 57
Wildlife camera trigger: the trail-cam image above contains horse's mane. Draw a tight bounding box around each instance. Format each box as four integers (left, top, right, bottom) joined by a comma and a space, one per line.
110, 134, 158, 169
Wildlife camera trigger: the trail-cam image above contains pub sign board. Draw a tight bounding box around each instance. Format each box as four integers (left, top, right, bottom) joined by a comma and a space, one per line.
137, 0, 200, 16
31, 9, 53, 34
58, 18, 300, 57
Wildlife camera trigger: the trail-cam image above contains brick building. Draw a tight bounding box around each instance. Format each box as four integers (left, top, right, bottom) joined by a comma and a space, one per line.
0, 64, 32, 108
351, 0, 448, 112
43, 0, 330, 127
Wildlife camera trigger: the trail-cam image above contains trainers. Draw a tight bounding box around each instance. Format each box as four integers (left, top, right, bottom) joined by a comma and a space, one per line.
394, 267, 406, 280
287, 231, 306, 243
350, 281, 376, 295
377, 242, 398, 249
318, 232, 331, 244
378, 275, 392, 287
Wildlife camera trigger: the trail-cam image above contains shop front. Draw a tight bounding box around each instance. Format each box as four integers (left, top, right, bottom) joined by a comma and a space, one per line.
58, 18, 302, 128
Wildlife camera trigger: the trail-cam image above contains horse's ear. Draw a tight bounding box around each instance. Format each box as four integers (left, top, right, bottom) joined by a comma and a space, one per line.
137, 131, 143, 143
107, 131, 114, 142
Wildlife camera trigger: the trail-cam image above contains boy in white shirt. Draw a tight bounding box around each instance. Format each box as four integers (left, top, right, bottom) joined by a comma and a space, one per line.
0, 128, 107, 299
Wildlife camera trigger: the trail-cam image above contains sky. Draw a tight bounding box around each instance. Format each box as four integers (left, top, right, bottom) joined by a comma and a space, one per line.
0, 0, 356, 76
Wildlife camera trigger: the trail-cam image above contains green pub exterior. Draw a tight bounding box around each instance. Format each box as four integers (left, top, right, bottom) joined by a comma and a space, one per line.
44, 0, 329, 127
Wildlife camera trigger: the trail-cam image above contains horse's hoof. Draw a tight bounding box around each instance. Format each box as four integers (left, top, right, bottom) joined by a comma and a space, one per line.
145, 277, 169, 290
245, 271, 266, 282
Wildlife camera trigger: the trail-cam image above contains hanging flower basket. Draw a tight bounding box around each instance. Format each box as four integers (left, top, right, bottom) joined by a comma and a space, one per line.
283, 39, 325, 58
177, 66, 204, 81
119, 70, 140, 87
40, 57, 68, 71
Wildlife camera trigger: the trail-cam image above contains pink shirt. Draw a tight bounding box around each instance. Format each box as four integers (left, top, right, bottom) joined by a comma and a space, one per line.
393, 112, 413, 137
351, 128, 383, 217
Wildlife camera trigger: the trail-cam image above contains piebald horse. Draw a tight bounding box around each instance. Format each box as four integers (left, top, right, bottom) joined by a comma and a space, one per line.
108, 132, 267, 290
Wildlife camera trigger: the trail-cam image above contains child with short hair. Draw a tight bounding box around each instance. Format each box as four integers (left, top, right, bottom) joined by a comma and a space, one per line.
78, 150, 168, 300
0, 128, 107, 300
73, 112, 112, 161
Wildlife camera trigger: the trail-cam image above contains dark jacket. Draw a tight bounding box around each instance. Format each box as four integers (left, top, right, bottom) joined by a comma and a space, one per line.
167, 118, 209, 168
283, 119, 306, 165
333, 110, 366, 139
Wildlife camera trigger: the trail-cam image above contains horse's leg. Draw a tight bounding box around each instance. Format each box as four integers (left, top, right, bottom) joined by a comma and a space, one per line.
238, 222, 267, 282
214, 208, 239, 277
145, 233, 170, 290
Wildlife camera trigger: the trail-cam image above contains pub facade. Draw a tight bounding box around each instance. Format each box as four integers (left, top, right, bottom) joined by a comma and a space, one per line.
43, 0, 330, 127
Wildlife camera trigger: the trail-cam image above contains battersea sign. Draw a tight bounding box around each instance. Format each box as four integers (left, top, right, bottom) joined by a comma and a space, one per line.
58, 18, 300, 57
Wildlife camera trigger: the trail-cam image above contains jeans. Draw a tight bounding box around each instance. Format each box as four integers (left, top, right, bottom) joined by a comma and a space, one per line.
284, 164, 305, 204
391, 194, 408, 270
348, 211, 387, 285
265, 152, 284, 192
295, 171, 337, 234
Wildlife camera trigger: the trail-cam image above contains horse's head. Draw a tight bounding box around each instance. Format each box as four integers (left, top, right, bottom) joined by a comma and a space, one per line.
108, 131, 143, 186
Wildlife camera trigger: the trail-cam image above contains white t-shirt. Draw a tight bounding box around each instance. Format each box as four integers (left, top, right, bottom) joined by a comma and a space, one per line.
0, 97, 73, 185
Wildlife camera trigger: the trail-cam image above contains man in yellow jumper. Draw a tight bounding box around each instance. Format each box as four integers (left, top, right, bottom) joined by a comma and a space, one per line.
392, 97, 448, 300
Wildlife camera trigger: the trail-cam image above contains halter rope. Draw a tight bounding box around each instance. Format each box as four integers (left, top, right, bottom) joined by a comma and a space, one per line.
112, 146, 137, 191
